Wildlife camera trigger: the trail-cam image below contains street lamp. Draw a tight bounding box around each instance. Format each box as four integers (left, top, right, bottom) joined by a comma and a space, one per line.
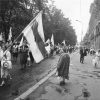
76, 20, 83, 42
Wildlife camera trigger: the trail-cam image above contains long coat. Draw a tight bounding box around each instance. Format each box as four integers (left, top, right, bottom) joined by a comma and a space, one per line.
57, 53, 70, 79
19, 45, 28, 65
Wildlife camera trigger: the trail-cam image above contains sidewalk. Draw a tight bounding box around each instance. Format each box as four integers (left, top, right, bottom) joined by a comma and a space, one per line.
0, 55, 60, 100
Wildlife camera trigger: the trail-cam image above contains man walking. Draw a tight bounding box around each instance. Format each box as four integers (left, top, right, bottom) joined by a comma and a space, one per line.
80, 47, 87, 63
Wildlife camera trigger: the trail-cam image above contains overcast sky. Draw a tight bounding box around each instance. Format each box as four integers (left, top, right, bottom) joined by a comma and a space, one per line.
54, 0, 94, 42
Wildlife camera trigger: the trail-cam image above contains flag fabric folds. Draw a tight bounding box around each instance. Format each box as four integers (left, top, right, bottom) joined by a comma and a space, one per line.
22, 11, 46, 63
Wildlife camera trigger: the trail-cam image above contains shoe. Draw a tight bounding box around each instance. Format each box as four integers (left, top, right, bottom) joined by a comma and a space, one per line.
60, 81, 65, 86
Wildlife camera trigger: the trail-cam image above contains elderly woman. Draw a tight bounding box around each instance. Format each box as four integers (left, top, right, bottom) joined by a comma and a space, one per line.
57, 49, 70, 85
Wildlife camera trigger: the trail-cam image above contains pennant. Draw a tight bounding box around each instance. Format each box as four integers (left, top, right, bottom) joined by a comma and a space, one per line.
51, 34, 54, 46
22, 11, 46, 63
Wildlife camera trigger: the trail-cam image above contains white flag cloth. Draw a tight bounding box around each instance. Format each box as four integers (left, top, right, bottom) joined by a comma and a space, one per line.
51, 34, 54, 46
36, 11, 45, 42
8, 27, 12, 41
45, 44, 50, 54
22, 11, 46, 63
19, 37, 23, 47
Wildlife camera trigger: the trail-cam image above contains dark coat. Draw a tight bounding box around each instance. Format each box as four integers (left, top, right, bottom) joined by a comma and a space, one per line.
19, 45, 28, 65
80, 49, 87, 57
57, 53, 70, 79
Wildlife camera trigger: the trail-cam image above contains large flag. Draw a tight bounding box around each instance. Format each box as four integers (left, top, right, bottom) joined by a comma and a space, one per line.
51, 34, 54, 46
8, 27, 12, 41
22, 11, 46, 63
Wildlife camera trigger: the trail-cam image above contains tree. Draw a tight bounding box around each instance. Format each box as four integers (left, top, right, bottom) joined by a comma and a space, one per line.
0, 0, 77, 45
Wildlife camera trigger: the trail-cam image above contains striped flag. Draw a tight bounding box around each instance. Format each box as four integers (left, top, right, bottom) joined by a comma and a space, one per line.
22, 11, 46, 63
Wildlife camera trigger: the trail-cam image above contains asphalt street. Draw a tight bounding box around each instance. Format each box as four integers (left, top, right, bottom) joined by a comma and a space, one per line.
1, 52, 100, 100
23, 52, 100, 100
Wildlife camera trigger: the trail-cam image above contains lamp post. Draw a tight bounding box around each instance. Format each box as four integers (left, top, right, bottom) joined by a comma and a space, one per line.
76, 20, 83, 43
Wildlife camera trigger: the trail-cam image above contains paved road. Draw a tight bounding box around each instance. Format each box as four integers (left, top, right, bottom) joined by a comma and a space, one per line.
24, 52, 100, 100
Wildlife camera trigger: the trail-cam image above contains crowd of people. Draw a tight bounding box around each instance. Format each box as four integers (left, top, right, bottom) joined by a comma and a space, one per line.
0, 41, 77, 87
79, 46, 100, 69
0, 39, 100, 88
0, 41, 34, 86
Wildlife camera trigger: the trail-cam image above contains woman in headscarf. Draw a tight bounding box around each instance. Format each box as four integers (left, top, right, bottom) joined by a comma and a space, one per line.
57, 49, 70, 85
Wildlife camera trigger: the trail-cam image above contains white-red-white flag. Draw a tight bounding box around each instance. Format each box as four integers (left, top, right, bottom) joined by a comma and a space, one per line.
22, 11, 46, 63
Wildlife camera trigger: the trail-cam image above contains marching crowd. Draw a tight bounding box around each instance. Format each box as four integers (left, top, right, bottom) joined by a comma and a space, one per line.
0, 40, 100, 88
0, 41, 75, 86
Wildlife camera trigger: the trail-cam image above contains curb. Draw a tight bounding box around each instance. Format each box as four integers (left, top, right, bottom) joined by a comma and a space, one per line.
14, 68, 57, 100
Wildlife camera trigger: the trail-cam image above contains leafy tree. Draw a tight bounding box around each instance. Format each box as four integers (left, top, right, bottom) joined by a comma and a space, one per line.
0, 0, 77, 45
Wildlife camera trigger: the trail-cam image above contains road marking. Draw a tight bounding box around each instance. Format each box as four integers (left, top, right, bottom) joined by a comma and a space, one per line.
14, 68, 57, 100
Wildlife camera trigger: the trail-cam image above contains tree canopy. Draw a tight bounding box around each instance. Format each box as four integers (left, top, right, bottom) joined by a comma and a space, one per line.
0, 0, 77, 45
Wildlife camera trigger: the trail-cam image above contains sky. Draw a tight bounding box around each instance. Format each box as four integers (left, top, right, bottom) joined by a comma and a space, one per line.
54, 0, 94, 43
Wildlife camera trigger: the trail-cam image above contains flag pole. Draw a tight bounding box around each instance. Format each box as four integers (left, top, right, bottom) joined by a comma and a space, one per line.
3, 11, 43, 56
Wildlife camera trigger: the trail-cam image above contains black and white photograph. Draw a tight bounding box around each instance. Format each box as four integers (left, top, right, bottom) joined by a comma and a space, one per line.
0, 0, 100, 100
